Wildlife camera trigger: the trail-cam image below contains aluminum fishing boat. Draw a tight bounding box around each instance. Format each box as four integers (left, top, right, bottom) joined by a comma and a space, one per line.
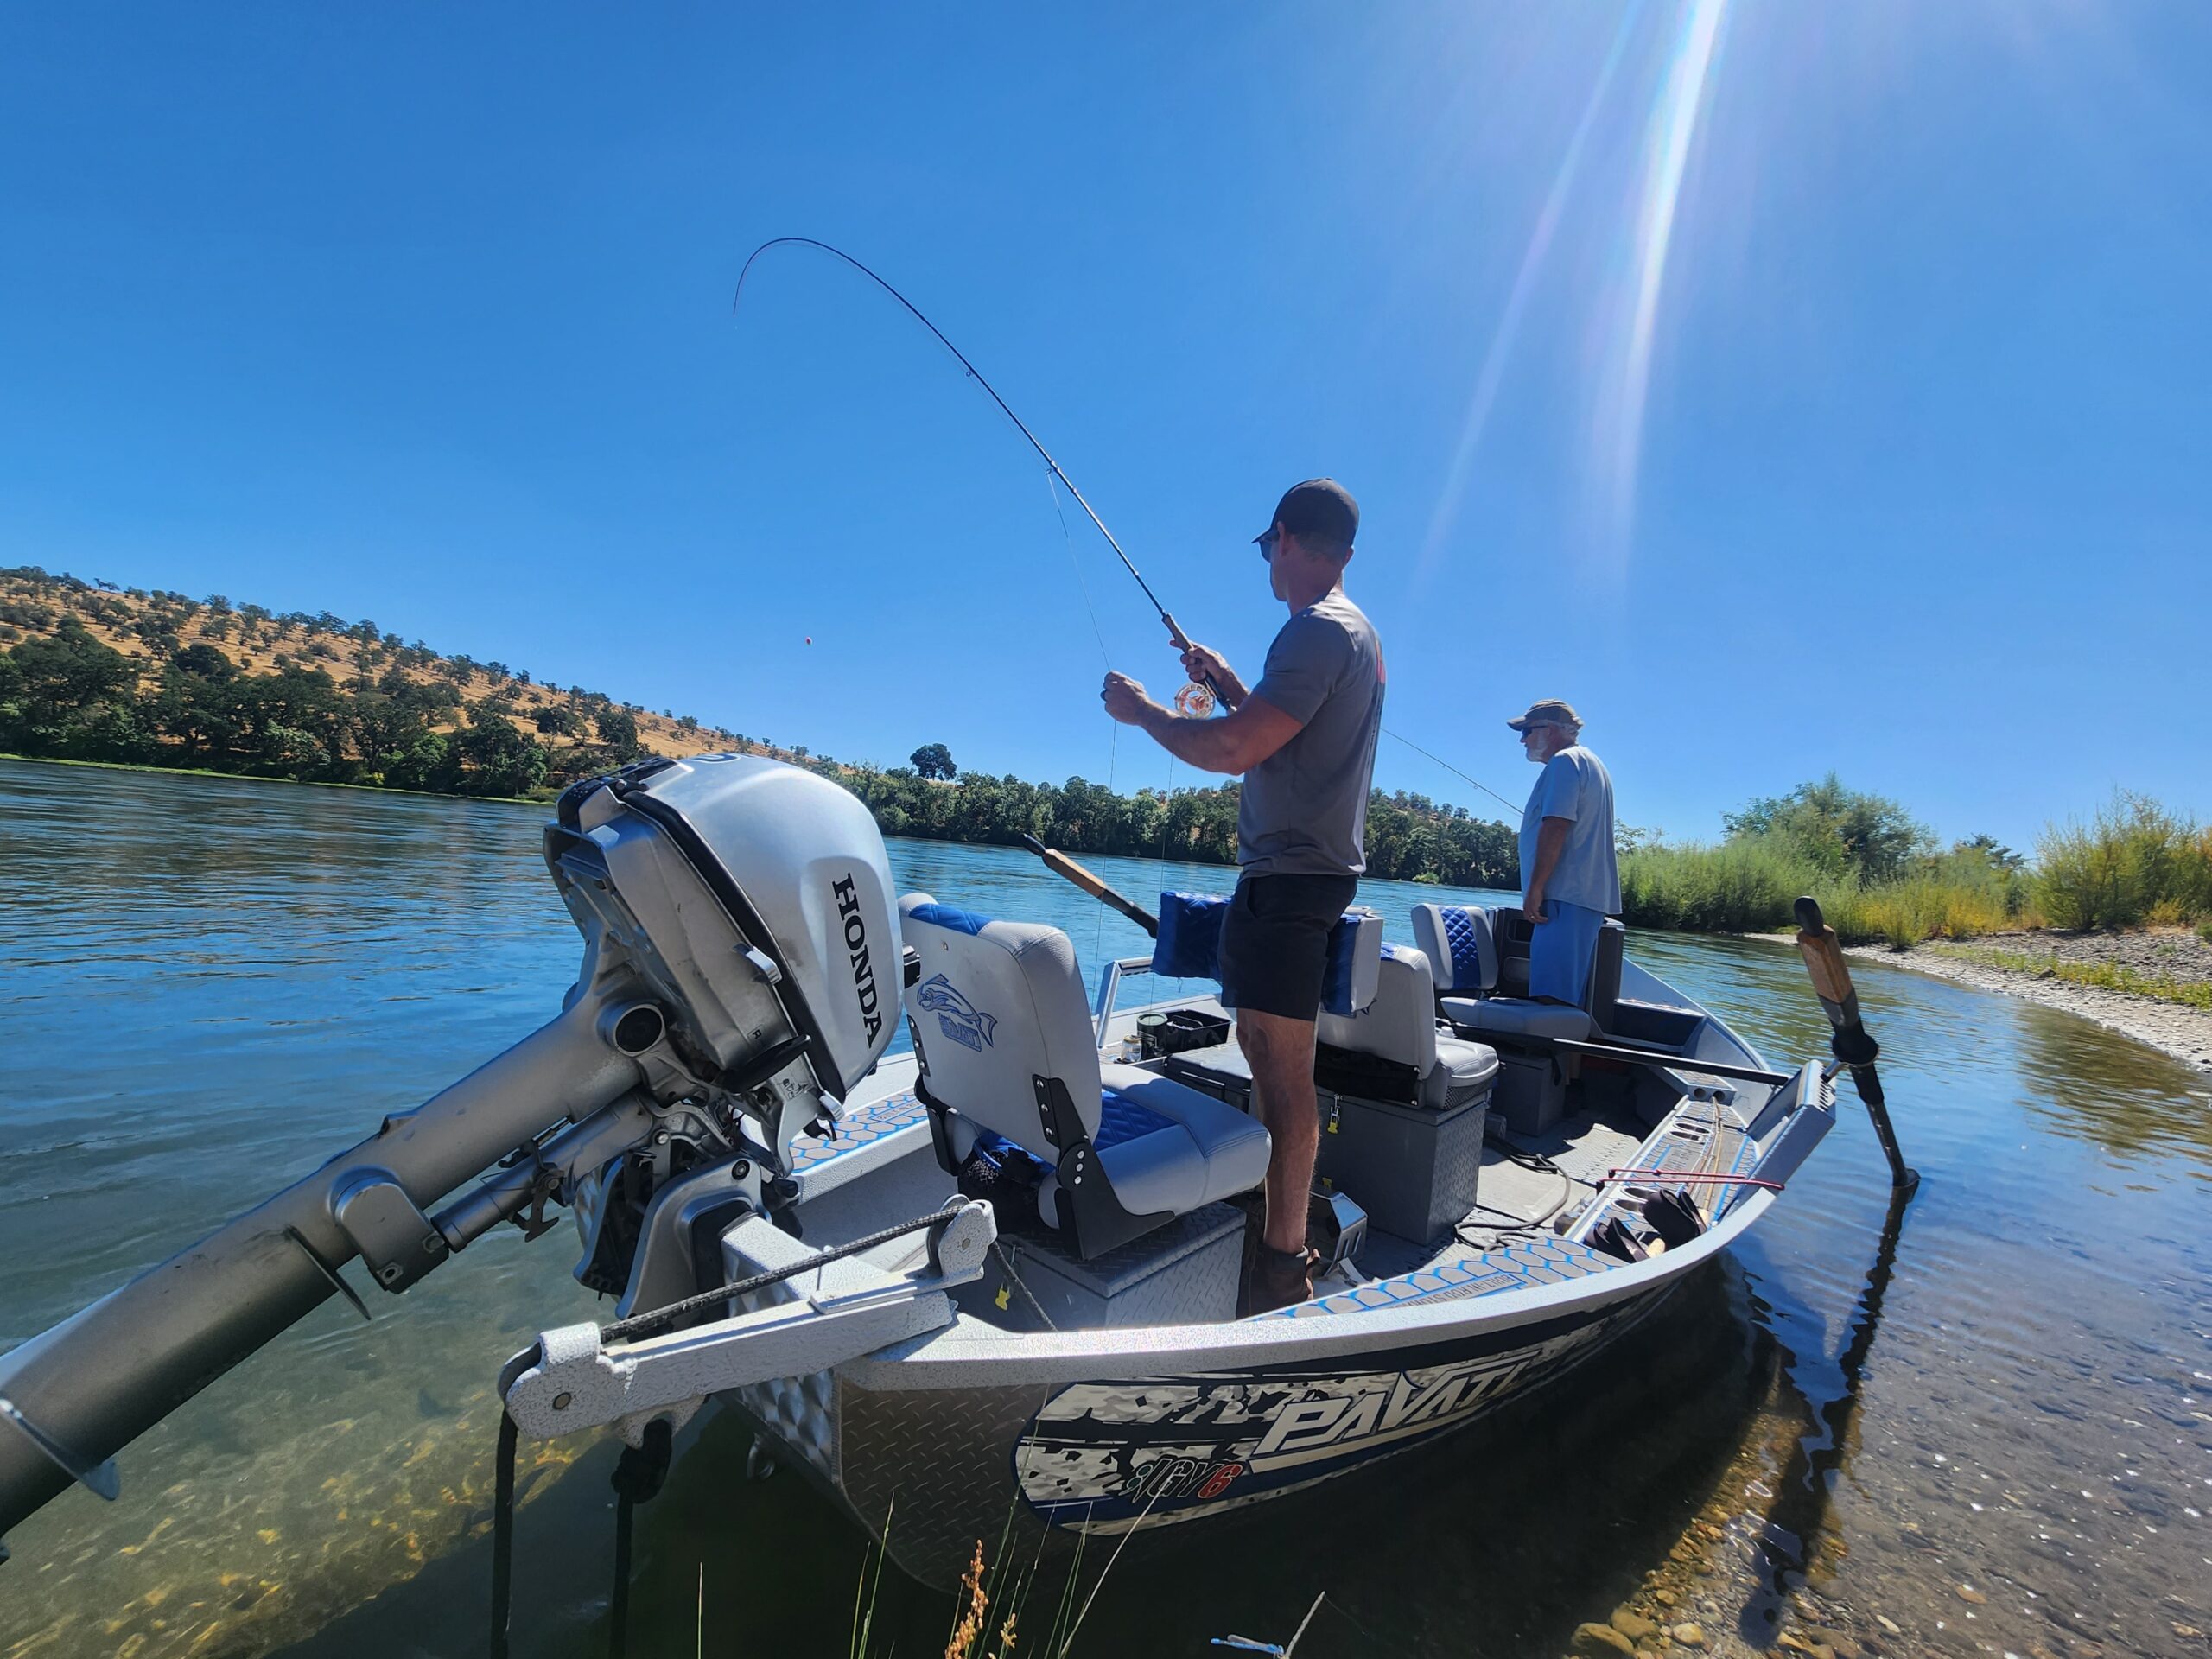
0, 755, 1846, 1592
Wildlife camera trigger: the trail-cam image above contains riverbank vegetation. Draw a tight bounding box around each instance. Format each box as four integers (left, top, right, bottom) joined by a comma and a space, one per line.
1620, 776, 2210, 947
7, 566, 2203, 942
0, 565, 1516, 885
1920, 942, 2212, 1012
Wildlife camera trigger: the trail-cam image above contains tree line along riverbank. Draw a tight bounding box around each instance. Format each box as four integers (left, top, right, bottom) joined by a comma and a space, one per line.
6, 565, 2206, 950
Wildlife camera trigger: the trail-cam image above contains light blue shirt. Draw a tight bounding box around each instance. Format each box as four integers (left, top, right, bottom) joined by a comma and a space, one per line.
1521, 745, 1620, 914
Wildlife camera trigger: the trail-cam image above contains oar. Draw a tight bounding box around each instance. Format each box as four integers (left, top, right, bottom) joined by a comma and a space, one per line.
1792, 896, 1918, 1194
1017, 834, 1158, 938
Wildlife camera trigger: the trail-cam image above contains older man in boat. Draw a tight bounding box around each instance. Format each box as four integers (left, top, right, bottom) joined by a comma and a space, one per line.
1100, 478, 1385, 1313
1510, 698, 1620, 1005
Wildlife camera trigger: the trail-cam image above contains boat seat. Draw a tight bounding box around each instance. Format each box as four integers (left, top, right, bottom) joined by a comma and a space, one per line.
1413, 900, 1619, 1043
900, 893, 1272, 1259
1316, 944, 1498, 1109
1152, 890, 1385, 1017
1437, 995, 1595, 1042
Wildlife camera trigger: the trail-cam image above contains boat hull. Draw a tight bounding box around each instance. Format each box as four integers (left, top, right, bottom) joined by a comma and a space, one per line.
781, 1273, 1681, 1587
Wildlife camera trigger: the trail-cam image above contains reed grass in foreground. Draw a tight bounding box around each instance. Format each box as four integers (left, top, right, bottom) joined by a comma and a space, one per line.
1921, 943, 2212, 1011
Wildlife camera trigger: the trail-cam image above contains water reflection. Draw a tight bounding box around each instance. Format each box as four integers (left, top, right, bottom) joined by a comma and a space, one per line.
4, 760, 2210, 1659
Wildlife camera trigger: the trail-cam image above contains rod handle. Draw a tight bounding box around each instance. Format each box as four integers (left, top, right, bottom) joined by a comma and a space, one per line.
1158, 612, 1225, 703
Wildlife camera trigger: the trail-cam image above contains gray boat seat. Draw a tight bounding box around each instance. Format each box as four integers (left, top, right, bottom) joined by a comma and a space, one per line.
1317, 943, 1498, 1109
1413, 900, 1612, 1043
900, 893, 1272, 1258
1437, 995, 1594, 1042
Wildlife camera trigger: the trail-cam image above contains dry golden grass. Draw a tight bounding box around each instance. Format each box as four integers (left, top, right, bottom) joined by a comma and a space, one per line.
2, 574, 767, 765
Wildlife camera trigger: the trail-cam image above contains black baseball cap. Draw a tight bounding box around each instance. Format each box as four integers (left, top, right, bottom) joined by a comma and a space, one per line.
1255, 478, 1359, 549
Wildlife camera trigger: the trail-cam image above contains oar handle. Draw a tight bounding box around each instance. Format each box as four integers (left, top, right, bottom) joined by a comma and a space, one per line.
1792, 895, 1862, 1027
1793, 895, 1917, 1193
1018, 835, 1159, 938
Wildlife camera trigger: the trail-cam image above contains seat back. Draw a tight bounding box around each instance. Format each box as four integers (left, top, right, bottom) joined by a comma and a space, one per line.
1586, 918, 1625, 1030
899, 894, 1102, 1152
1316, 944, 1439, 1076
1151, 893, 1383, 1015
1412, 903, 1499, 995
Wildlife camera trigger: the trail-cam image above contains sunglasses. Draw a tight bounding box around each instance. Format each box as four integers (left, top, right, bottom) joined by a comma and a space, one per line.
1257, 527, 1281, 561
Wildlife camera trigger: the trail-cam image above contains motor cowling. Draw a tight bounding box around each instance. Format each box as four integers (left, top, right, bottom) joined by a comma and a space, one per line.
546, 755, 900, 1172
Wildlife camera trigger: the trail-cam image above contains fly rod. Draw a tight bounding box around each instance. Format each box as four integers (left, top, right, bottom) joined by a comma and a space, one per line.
732, 238, 1218, 699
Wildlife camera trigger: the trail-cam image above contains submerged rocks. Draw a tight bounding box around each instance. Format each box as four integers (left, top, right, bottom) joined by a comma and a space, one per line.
1611, 1609, 1659, 1643
1574, 1622, 1637, 1657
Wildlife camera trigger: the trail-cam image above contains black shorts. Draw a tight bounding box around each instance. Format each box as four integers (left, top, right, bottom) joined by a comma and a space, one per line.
1217, 873, 1359, 1020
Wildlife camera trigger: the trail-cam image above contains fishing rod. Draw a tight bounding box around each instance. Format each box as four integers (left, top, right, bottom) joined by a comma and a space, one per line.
732, 237, 1217, 703
730, 237, 1522, 815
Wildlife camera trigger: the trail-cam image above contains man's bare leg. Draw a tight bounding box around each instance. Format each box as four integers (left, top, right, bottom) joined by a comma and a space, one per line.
1236, 1007, 1319, 1255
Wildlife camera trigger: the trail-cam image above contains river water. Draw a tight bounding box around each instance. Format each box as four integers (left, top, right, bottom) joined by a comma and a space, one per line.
1, 758, 2207, 1659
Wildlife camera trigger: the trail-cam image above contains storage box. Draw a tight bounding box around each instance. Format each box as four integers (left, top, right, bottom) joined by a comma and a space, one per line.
1159, 1042, 1253, 1110
1491, 1047, 1572, 1137
1313, 1088, 1487, 1246
964, 1202, 1244, 1331
1137, 1007, 1230, 1059
1161, 1043, 1491, 1248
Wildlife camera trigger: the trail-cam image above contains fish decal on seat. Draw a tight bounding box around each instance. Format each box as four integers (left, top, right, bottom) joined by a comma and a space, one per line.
918, 974, 998, 1052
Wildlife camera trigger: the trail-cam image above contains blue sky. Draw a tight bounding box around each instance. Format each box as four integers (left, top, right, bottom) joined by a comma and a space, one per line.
3, 3, 2207, 853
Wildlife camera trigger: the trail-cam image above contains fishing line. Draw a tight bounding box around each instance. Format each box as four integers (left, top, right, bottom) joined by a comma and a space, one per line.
731, 237, 1528, 833
1047, 466, 1118, 977
1382, 728, 1524, 818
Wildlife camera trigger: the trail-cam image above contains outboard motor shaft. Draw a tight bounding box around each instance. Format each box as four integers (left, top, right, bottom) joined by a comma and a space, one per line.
0, 755, 900, 1556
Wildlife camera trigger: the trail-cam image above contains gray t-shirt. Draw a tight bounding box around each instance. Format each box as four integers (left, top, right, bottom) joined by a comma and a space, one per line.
1237, 589, 1386, 877
1520, 745, 1621, 913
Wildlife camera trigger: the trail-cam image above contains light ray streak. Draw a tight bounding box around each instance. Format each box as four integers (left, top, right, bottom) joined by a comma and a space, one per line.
1597, 0, 1729, 556
1418, 8, 1644, 586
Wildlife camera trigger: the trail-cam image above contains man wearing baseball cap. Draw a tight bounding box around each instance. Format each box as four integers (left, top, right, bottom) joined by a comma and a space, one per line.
1101, 479, 1384, 1313
1508, 699, 1619, 1006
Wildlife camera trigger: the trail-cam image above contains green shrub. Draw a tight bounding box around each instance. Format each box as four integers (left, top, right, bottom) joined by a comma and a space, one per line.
1619, 839, 1824, 933
2036, 792, 2203, 929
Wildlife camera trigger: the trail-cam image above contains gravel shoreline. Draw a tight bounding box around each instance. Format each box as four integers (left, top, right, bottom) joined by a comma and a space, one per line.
1837, 932, 2212, 1074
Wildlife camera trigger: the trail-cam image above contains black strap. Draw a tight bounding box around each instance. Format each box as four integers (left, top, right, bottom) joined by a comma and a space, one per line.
489, 1413, 518, 1659
607, 1418, 674, 1659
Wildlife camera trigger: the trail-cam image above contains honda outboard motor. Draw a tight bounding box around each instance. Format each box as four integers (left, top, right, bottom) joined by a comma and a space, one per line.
549, 753, 899, 1166
0, 755, 898, 1556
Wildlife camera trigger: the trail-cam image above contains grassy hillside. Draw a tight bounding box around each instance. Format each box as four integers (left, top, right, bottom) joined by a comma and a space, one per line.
0, 565, 750, 774
0, 564, 1520, 886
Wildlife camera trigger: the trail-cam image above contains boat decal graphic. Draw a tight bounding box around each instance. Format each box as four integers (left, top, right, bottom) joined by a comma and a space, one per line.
1015, 1309, 1642, 1525
917, 974, 997, 1052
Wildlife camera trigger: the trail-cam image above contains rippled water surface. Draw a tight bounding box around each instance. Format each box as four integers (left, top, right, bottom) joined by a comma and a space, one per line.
2, 760, 2207, 1659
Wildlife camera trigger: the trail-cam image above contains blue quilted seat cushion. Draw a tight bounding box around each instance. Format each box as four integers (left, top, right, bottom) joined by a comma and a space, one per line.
1152, 890, 1230, 979
1094, 1089, 1178, 1150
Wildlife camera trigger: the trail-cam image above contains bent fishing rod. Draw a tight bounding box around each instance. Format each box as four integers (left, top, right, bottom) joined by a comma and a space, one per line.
732, 237, 1215, 699
730, 236, 1522, 817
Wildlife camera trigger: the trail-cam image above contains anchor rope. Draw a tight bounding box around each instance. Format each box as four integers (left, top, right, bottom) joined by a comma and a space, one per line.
990, 1238, 1059, 1332
601, 1198, 968, 1343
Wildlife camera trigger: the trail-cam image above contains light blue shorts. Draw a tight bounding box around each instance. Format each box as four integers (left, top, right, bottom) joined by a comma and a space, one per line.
1528, 899, 1605, 1005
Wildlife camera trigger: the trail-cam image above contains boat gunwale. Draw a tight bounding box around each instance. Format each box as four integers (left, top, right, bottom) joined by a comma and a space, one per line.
822, 952, 1832, 1388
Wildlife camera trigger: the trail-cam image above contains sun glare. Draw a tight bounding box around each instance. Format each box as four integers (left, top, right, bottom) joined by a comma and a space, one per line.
1595, 0, 1730, 564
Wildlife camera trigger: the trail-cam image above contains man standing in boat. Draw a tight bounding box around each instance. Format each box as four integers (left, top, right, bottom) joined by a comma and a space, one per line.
1509, 699, 1619, 1005
1100, 479, 1384, 1313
